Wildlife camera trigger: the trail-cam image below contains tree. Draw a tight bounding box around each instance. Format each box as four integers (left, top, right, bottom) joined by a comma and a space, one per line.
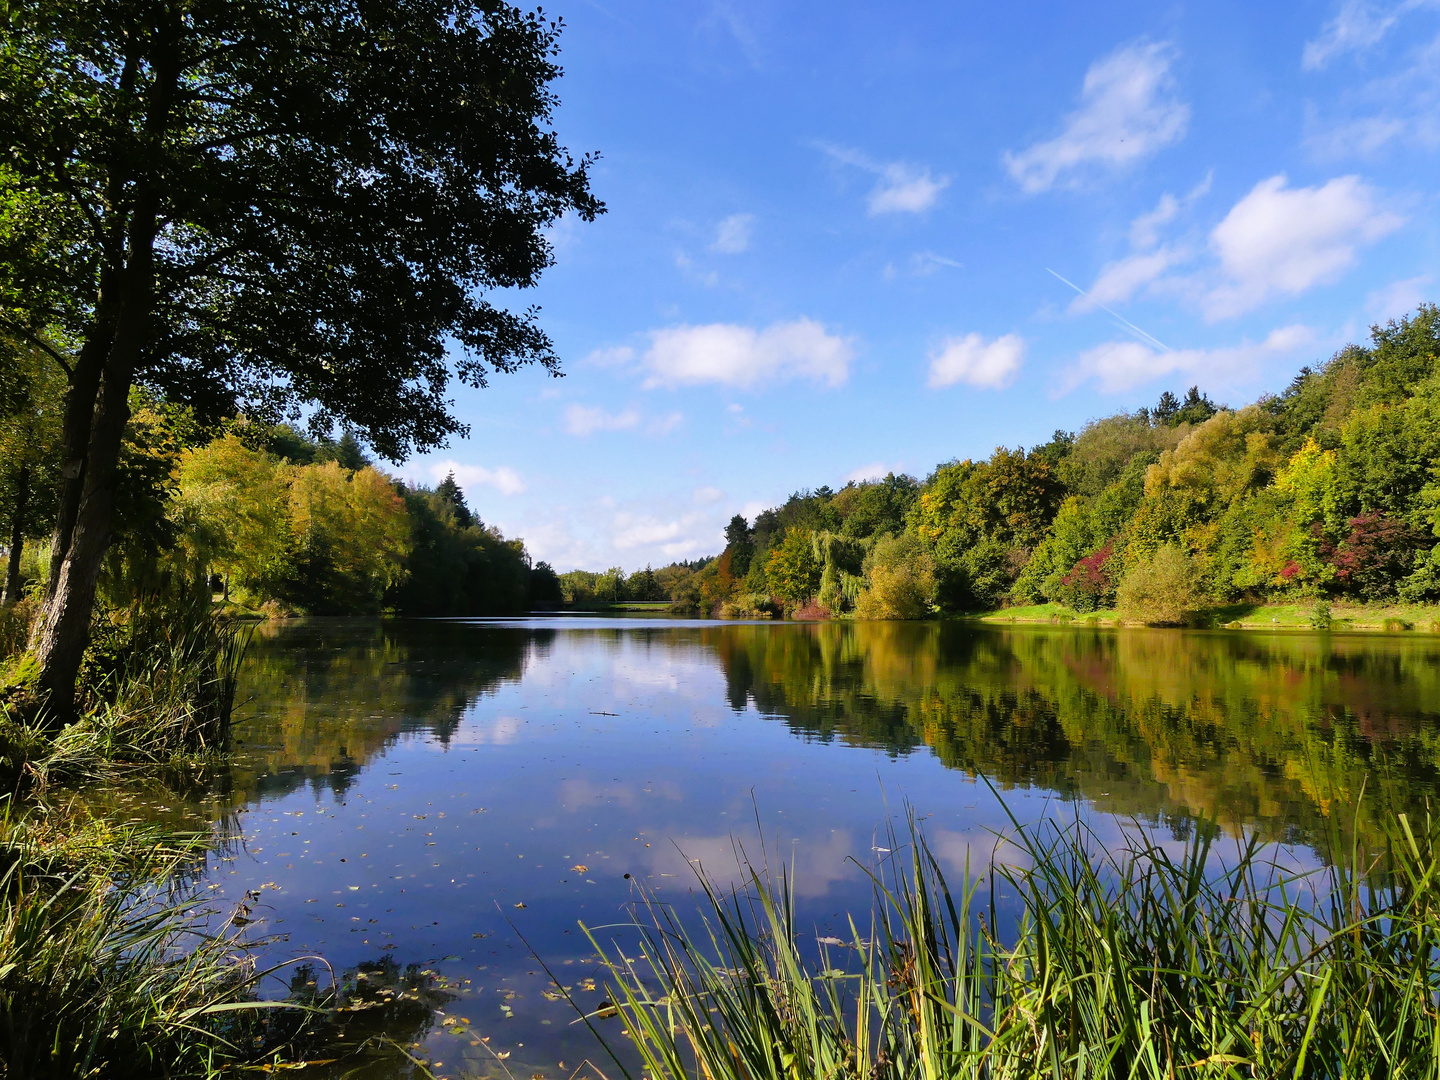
435, 471, 474, 528
723, 514, 754, 576
0, 0, 601, 720
765, 527, 821, 609
0, 339, 63, 602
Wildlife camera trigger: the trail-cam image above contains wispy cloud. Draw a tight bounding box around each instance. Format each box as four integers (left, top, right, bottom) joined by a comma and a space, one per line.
844, 462, 904, 483
711, 212, 756, 254
563, 404, 641, 436
1003, 40, 1189, 193
1067, 325, 1315, 394
820, 144, 951, 214
1064, 174, 1400, 322
927, 333, 1025, 390
425, 459, 526, 497
640, 318, 854, 389
1303, 0, 1426, 69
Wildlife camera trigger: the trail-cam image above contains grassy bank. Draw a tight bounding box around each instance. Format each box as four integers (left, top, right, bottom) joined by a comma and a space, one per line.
590, 807, 1440, 1080
975, 599, 1440, 631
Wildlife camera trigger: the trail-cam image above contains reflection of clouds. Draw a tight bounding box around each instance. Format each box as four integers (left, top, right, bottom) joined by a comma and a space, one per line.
644, 828, 862, 899
458, 715, 525, 745
558, 777, 685, 812
927, 827, 1033, 879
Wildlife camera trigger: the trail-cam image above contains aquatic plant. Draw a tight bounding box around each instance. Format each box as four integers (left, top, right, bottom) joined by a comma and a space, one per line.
0, 810, 308, 1079
588, 806, 1440, 1079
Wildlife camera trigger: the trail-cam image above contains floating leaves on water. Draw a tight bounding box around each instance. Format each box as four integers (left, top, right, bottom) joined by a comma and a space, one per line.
513, 902, 527, 909
496, 1051, 511, 1060
818, 968, 846, 979
570, 864, 588, 873
595, 1001, 619, 1018
816, 936, 845, 946
541, 990, 564, 1001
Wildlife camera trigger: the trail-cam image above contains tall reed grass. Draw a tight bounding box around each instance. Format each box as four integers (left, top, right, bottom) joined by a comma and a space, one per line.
0, 592, 249, 790
588, 808, 1440, 1079
0, 810, 308, 1079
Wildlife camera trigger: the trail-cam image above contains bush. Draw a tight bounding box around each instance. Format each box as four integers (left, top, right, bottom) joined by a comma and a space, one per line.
1054, 542, 1117, 612
1329, 512, 1428, 599
1116, 544, 1207, 626
854, 536, 936, 620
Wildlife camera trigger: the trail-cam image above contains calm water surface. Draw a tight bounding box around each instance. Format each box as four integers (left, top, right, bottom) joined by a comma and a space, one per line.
149, 617, 1440, 1078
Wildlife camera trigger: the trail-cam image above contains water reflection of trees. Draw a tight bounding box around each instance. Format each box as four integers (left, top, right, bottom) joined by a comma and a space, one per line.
706, 623, 1440, 846
231, 619, 545, 801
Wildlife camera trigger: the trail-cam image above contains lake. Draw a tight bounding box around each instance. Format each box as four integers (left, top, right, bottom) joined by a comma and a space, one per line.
155, 617, 1440, 1078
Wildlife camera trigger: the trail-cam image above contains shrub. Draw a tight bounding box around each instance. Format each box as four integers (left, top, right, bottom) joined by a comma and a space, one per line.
1329, 512, 1428, 599
854, 536, 936, 620
1116, 544, 1207, 625
1055, 542, 1116, 612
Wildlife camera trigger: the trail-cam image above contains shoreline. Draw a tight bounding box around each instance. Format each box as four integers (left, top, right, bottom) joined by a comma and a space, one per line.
969, 600, 1440, 633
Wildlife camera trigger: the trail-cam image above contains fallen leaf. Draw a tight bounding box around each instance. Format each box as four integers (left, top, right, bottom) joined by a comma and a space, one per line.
570, 864, 588, 873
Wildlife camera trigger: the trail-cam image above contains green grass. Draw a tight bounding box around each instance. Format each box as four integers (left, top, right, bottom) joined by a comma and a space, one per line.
587, 804, 1440, 1080
974, 599, 1440, 632
0, 808, 314, 1078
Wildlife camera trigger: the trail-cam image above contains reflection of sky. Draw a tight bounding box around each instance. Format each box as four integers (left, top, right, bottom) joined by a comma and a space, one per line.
201, 618, 1365, 1078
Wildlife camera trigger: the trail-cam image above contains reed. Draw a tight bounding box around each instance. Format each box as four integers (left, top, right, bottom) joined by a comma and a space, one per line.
0, 809, 309, 1079
587, 806, 1440, 1080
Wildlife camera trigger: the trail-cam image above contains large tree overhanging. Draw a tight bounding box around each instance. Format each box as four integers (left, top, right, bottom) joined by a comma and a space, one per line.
0, 0, 602, 723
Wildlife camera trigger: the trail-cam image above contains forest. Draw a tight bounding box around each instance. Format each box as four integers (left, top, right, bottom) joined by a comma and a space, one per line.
0, 346, 561, 621
6, 306, 1438, 631
616, 305, 1440, 625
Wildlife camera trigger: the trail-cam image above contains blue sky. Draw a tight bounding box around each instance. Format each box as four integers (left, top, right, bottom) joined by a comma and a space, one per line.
398, 0, 1440, 572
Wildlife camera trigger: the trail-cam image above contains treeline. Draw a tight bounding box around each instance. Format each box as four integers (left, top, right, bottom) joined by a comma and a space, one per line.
0, 353, 559, 617
634, 306, 1440, 623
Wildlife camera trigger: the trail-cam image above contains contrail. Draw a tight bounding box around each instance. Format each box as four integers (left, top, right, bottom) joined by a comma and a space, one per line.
1047, 269, 1172, 353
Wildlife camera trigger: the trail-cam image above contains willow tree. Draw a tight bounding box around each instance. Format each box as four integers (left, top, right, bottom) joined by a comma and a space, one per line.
0, 0, 600, 722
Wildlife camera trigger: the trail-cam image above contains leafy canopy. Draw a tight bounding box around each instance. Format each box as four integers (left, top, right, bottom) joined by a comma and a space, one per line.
0, 0, 602, 458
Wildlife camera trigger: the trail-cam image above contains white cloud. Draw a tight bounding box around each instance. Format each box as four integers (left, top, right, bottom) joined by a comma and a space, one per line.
649, 411, 685, 435
1073, 247, 1185, 311
927, 333, 1025, 390
844, 462, 902, 483
868, 163, 950, 214
1303, 0, 1420, 70
1204, 174, 1403, 318
1367, 274, 1433, 321
564, 404, 641, 436
711, 213, 755, 254
642, 318, 854, 389
427, 459, 526, 497
1303, 28, 1440, 158
1004, 40, 1189, 193
692, 485, 724, 504
585, 344, 636, 367
1069, 325, 1315, 393
820, 144, 950, 214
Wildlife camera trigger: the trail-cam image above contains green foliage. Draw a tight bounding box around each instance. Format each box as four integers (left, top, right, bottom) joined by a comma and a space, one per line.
1117, 544, 1208, 626
854, 535, 936, 619
592, 807, 1440, 1080
766, 527, 822, 609
912, 447, 1064, 610
0, 0, 602, 455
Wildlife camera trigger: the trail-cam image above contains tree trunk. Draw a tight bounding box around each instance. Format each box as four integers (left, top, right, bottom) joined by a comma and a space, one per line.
28, 354, 136, 725
26, 13, 179, 728
3, 464, 28, 604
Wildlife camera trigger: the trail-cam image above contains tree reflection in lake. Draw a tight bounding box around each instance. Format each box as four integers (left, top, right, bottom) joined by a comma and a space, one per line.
706, 621, 1440, 846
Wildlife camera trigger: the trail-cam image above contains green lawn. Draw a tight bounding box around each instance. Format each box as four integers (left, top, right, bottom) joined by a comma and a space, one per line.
973, 599, 1440, 631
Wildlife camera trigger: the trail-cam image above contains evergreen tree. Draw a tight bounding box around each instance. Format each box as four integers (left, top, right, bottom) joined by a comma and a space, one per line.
435, 472, 474, 528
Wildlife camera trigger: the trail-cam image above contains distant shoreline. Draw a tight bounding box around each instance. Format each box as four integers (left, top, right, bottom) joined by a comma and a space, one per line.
969, 600, 1440, 633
